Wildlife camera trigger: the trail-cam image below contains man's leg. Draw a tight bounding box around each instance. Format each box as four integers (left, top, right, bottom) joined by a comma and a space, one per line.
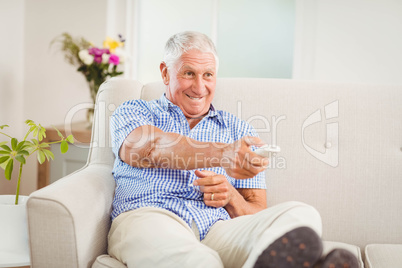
201, 201, 322, 268
108, 207, 223, 268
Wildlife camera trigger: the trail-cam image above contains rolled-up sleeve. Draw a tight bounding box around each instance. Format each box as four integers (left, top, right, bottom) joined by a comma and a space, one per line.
110, 100, 155, 159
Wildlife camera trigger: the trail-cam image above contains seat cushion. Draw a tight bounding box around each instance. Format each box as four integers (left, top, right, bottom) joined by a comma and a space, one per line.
92, 254, 127, 268
365, 244, 402, 268
323, 241, 364, 268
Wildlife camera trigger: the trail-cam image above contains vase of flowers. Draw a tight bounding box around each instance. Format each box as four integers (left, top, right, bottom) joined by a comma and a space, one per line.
52, 33, 125, 124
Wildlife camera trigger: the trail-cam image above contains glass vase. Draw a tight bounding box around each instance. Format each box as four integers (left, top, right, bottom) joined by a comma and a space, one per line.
86, 80, 103, 126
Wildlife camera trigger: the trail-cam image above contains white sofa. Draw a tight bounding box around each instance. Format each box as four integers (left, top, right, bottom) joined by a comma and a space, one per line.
27, 77, 402, 267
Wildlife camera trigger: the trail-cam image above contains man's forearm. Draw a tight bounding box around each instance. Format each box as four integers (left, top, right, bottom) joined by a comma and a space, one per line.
120, 125, 228, 170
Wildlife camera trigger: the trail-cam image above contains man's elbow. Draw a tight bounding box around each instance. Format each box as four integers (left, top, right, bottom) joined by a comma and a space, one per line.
119, 135, 160, 168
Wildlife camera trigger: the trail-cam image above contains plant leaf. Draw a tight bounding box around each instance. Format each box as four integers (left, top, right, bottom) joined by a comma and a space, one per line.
0, 157, 9, 169
60, 140, 69, 154
38, 124, 46, 141
0, 144, 11, 152
23, 141, 36, 153
0, 155, 9, 164
0, 150, 10, 155
16, 140, 26, 151
0, 141, 7, 147
5, 158, 13, 180
37, 150, 46, 164
52, 126, 64, 138
11, 138, 18, 150
43, 149, 54, 161
39, 142, 50, 148
33, 127, 38, 138
0, 124, 9, 129
19, 150, 29, 156
15, 155, 26, 165
25, 119, 34, 125
29, 125, 36, 133
66, 135, 74, 144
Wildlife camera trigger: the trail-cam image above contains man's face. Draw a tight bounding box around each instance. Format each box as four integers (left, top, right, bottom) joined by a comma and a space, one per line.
161, 49, 217, 119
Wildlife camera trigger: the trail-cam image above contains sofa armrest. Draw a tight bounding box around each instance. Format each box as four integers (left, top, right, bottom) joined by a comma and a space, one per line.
27, 164, 115, 268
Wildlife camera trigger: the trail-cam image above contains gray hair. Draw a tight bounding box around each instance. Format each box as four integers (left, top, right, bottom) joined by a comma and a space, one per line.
163, 31, 219, 71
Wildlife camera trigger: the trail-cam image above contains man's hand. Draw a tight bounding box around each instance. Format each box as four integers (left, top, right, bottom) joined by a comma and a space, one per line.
222, 136, 269, 179
193, 170, 235, 208
193, 169, 267, 217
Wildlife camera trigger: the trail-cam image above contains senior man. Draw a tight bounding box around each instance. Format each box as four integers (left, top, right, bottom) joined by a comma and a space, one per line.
108, 31, 358, 268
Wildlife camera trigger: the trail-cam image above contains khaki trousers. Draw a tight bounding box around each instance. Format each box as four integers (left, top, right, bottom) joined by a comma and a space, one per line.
108, 201, 322, 268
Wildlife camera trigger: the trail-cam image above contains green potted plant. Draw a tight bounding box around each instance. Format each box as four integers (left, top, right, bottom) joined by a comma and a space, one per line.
0, 120, 73, 265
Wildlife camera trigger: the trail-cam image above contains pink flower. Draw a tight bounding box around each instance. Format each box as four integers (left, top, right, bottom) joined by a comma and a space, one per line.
88, 47, 110, 64
109, 54, 120, 65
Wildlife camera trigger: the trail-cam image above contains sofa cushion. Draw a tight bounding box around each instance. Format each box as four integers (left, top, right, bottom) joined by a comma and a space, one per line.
323, 241, 364, 268
364, 244, 402, 268
92, 254, 127, 268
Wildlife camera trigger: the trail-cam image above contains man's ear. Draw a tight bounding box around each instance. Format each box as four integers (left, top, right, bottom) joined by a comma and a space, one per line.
160, 62, 169, 85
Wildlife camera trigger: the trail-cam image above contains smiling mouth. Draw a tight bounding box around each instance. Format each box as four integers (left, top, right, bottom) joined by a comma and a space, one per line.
186, 94, 202, 100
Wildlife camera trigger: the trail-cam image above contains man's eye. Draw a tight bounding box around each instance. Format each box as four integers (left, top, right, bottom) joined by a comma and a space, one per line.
184, 71, 194, 76
204, 73, 213, 77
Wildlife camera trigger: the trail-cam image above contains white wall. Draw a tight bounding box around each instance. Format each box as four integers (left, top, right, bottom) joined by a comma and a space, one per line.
293, 0, 402, 85
0, 0, 108, 195
0, 0, 25, 195
0, 0, 25, 136
24, 0, 108, 126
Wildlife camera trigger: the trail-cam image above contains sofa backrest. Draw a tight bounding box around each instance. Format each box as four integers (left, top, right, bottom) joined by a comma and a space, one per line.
92, 77, 402, 249
88, 78, 142, 167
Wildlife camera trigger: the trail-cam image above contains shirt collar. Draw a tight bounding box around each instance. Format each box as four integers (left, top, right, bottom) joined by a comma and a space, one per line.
159, 93, 175, 110
159, 94, 226, 127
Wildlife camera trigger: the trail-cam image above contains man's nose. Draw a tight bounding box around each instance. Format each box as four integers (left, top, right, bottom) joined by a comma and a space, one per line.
192, 75, 206, 94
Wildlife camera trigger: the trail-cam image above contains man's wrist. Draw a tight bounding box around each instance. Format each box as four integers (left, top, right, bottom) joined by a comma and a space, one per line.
201, 142, 230, 169
224, 186, 245, 218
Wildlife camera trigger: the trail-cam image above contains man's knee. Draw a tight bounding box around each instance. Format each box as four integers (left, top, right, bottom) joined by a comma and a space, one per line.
281, 201, 322, 235
263, 201, 322, 236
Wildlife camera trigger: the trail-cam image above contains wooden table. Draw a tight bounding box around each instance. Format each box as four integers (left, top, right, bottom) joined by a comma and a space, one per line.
37, 122, 92, 189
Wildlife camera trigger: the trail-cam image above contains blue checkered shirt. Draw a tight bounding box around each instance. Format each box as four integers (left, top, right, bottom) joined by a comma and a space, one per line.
110, 94, 266, 240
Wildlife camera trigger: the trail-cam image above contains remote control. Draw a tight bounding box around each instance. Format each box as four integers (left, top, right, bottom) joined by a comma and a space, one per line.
254, 145, 281, 158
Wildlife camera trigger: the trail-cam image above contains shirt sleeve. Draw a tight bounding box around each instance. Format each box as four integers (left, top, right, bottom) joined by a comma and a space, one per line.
232, 117, 267, 189
110, 99, 155, 159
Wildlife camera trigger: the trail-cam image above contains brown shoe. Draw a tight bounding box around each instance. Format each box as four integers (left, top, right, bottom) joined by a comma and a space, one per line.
314, 248, 359, 268
253, 227, 323, 268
